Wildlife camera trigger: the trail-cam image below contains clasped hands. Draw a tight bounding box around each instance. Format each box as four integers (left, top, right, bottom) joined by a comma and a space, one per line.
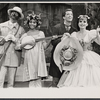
61, 32, 71, 41
5, 32, 16, 42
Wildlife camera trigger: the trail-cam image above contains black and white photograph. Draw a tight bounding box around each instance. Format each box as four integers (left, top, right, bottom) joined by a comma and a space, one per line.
0, 1, 100, 98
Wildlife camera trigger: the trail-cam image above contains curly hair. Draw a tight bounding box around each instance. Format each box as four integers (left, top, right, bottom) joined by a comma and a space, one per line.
24, 11, 42, 28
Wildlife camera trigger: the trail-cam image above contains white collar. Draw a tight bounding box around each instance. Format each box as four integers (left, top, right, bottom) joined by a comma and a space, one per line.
8, 20, 18, 29
64, 20, 71, 27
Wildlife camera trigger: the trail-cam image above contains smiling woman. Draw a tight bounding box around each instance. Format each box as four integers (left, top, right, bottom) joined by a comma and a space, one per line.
56, 15, 100, 87
14, 11, 49, 87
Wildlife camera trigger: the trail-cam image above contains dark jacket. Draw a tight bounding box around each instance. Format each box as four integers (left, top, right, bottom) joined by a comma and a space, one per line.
49, 23, 77, 78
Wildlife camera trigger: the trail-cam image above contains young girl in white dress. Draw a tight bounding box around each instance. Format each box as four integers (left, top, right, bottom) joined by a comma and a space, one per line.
57, 15, 100, 87
16, 11, 52, 87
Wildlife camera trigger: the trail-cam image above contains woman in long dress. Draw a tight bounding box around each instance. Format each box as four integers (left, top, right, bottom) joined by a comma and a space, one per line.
57, 15, 100, 87
16, 11, 51, 87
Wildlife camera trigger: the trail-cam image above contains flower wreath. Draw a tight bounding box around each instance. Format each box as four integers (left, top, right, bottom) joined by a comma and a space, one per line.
60, 45, 78, 66
53, 36, 83, 72
78, 15, 90, 19
24, 10, 42, 26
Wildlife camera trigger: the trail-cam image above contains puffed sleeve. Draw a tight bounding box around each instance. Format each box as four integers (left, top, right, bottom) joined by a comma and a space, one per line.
39, 31, 45, 38
87, 30, 97, 42
39, 31, 45, 43
94, 31, 100, 45
87, 30, 100, 45
39, 31, 47, 49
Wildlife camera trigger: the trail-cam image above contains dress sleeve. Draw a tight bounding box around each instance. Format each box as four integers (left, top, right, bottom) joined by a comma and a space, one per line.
39, 31, 47, 49
93, 31, 100, 45
39, 31, 45, 38
39, 31, 46, 43
87, 29, 100, 45
88, 30, 97, 42
20, 33, 27, 41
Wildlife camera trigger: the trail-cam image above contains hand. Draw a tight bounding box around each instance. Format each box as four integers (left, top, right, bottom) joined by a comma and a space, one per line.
63, 32, 70, 37
61, 32, 70, 41
52, 35, 58, 40
11, 35, 16, 42
5, 34, 13, 41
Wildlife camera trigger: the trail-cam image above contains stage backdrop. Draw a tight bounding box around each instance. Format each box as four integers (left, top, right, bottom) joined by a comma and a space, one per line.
1, 3, 100, 82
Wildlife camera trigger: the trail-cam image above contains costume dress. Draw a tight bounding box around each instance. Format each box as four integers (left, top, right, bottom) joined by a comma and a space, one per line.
21, 30, 48, 81
58, 30, 100, 87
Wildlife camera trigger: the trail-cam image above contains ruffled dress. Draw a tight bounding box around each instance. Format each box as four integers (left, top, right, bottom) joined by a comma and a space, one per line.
58, 30, 100, 87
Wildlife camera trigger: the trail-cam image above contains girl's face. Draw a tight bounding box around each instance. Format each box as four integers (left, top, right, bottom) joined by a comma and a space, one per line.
29, 19, 37, 29
78, 18, 88, 29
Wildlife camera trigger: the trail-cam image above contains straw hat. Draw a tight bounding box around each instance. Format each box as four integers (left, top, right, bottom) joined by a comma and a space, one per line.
53, 36, 83, 72
8, 6, 24, 19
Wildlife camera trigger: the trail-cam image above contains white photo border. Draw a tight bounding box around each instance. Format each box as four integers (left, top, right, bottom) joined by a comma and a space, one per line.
0, 1, 100, 98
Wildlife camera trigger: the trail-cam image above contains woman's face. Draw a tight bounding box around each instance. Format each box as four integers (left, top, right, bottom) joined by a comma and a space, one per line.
29, 19, 37, 29
78, 18, 88, 29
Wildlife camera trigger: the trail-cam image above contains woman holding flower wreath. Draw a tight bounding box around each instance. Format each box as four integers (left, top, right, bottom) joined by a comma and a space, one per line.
54, 15, 100, 87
